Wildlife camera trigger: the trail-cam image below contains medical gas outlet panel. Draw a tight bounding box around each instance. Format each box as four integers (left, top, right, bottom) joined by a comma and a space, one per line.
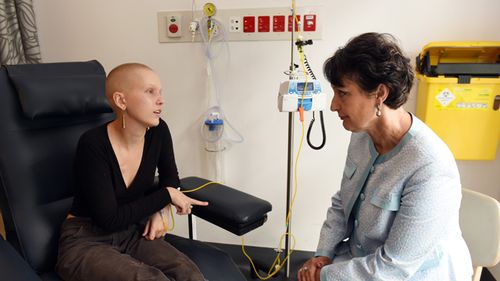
278, 80, 326, 112
158, 6, 322, 43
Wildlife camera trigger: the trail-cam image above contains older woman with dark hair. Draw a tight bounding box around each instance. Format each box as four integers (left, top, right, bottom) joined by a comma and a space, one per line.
298, 33, 472, 281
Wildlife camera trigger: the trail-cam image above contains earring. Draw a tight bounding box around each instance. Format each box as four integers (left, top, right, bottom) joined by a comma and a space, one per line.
122, 113, 126, 129
376, 104, 382, 117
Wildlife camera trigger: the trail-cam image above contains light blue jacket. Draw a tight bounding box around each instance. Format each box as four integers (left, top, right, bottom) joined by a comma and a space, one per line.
316, 115, 472, 280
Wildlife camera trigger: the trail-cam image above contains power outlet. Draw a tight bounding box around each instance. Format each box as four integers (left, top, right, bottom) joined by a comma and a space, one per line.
158, 6, 322, 43
229, 16, 241, 33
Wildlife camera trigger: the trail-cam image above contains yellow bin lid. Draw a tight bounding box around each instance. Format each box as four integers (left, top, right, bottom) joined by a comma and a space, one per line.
419, 41, 500, 65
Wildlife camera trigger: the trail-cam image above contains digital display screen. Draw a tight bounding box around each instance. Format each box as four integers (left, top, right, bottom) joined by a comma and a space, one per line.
297, 82, 314, 91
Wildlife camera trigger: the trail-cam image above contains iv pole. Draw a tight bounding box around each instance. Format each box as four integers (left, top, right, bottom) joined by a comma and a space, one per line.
284, 5, 297, 278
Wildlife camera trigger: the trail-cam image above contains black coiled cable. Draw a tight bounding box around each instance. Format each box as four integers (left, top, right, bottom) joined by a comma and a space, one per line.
303, 53, 317, 80
307, 111, 326, 150
303, 53, 326, 150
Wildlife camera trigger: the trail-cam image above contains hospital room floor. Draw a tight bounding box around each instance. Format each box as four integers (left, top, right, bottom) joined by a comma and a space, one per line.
211, 242, 497, 281
212, 242, 314, 281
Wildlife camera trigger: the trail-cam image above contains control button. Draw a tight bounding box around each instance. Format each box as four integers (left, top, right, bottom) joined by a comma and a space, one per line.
303, 14, 316, 31
273, 15, 285, 32
243, 16, 255, 33
168, 24, 179, 34
166, 14, 182, 38
258, 16, 270, 32
288, 15, 300, 32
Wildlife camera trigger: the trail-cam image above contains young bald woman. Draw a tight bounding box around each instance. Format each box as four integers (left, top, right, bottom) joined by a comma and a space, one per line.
56, 63, 208, 281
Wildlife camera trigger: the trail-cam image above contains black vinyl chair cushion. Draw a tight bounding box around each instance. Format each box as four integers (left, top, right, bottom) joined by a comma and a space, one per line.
180, 177, 272, 236
165, 234, 246, 281
0, 236, 42, 281
5, 60, 112, 120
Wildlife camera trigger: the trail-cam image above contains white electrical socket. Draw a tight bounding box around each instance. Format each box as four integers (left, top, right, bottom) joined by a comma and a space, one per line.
229, 16, 241, 33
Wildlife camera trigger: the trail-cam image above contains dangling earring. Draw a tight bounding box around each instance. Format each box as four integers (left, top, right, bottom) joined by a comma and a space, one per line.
376, 104, 382, 117
122, 112, 126, 129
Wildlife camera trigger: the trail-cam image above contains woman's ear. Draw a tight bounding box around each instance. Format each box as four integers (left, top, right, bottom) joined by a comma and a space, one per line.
112, 92, 127, 110
376, 84, 389, 102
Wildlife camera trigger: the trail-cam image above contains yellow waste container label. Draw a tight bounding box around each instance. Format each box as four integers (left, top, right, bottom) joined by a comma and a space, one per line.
433, 87, 492, 111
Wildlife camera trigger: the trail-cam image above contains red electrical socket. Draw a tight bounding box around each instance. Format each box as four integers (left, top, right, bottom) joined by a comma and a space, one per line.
273, 15, 285, 32
258, 16, 270, 32
288, 15, 300, 32
243, 16, 255, 33
303, 14, 316, 31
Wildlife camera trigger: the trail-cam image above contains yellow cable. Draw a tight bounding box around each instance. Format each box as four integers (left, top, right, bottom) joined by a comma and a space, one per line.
239, 1, 311, 278
160, 206, 175, 232
241, 232, 296, 280
182, 181, 221, 193
166, 48, 311, 281
243, 96, 307, 280
165, 118, 306, 279
162, 181, 220, 232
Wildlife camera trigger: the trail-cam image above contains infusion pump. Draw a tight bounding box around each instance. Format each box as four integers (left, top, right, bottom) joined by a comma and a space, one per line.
278, 80, 326, 112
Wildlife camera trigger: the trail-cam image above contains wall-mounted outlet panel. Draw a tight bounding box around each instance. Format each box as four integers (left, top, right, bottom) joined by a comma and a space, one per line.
157, 6, 322, 43
166, 13, 182, 38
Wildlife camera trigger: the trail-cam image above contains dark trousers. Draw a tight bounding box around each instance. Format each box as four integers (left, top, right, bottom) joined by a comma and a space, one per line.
56, 217, 205, 281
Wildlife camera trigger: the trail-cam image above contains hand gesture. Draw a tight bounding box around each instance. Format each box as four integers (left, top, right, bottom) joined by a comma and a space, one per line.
166, 187, 208, 215
297, 256, 332, 281
142, 210, 168, 240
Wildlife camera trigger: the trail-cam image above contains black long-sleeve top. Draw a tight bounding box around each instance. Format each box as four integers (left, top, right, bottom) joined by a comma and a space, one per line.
69, 119, 178, 232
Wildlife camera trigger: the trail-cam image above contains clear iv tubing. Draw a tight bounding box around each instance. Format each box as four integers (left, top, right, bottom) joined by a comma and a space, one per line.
199, 16, 226, 107
198, 16, 244, 144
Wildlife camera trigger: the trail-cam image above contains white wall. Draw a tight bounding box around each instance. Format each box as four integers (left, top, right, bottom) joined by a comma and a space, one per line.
33, 0, 500, 277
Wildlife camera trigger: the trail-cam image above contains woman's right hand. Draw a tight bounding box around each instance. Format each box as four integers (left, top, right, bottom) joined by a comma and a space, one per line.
166, 187, 208, 215
297, 256, 332, 281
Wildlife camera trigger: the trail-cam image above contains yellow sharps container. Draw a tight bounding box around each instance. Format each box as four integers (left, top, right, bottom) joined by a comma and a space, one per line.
416, 42, 500, 160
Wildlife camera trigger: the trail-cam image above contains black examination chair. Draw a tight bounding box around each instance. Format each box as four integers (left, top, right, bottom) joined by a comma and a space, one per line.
0, 61, 272, 281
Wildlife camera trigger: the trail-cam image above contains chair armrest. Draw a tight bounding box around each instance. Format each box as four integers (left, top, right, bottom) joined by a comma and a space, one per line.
180, 177, 272, 235
0, 236, 42, 281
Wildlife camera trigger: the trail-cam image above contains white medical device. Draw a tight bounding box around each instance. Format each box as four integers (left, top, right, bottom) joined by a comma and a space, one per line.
278, 79, 326, 112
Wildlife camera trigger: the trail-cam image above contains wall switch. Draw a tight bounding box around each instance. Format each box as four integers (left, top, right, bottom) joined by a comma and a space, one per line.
243, 16, 255, 33
166, 13, 182, 38
258, 16, 270, 32
288, 15, 300, 32
273, 15, 286, 32
303, 14, 316, 31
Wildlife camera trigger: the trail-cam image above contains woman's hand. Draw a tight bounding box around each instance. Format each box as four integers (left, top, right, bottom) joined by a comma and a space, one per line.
297, 256, 332, 281
142, 210, 167, 240
166, 187, 209, 215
